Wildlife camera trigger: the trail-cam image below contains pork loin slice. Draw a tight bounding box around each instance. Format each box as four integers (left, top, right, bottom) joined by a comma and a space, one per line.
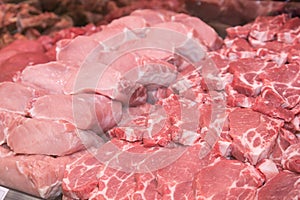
6, 116, 99, 156
228, 108, 283, 165
19, 61, 76, 94
0, 82, 41, 115
256, 171, 300, 200
0, 145, 79, 199
64, 52, 177, 104
0, 111, 21, 145
193, 159, 264, 200
29, 93, 122, 132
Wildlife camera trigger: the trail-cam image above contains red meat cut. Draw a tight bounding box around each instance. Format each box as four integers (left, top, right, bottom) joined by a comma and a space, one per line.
228, 108, 283, 165
0, 145, 81, 199
193, 159, 265, 200
256, 171, 300, 200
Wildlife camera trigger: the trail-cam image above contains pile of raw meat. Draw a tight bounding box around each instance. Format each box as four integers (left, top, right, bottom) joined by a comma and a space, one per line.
0, 8, 299, 200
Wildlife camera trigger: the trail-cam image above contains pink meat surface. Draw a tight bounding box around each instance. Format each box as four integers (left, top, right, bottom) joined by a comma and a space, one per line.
29, 93, 122, 132
19, 61, 76, 94
7, 116, 97, 156
156, 143, 215, 199
62, 139, 160, 199
228, 108, 283, 165
193, 159, 265, 200
0, 145, 80, 199
281, 143, 300, 173
0, 111, 20, 145
256, 171, 300, 200
0, 82, 41, 115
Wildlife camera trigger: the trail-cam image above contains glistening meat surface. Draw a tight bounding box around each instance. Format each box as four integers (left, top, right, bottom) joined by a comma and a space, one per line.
0, 8, 299, 200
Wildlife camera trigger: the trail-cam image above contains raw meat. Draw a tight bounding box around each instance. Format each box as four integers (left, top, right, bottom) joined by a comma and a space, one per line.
62, 139, 164, 199
0, 82, 41, 115
29, 93, 122, 132
281, 143, 300, 173
193, 159, 264, 200
1, 8, 300, 200
228, 108, 282, 165
0, 145, 79, 199
19, 61, 76, 94
156, 143, 215, 199
7, 117, 99, 156
0, 111, 20, 145
256, 171, 300, 200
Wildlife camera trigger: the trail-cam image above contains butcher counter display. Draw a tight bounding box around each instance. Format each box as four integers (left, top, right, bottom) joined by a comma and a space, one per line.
0, 2, 300, 200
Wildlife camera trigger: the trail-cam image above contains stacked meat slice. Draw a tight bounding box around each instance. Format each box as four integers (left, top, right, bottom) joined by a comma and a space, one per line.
0, 8, 299, 200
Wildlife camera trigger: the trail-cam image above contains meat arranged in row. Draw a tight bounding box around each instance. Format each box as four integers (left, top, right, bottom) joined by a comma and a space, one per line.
0, 9, 299, 200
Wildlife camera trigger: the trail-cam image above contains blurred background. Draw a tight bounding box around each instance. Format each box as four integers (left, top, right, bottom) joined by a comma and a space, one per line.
0, 0, 299, 48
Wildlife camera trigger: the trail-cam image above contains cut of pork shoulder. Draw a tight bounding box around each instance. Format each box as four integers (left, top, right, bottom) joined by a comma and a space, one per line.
108, 93, 207, 147
0, 145, 79, 199
6, 117, 99, 156
258, 63, 300, 109
193, 159, 264, 200
256, 171, 300, 200
156, 143, 216, 199
252, 84, 295, 122
19, 61, 76, 94
63, 139, 162, 199
228, 108, 283, 165
227, 58, 269, 97
269, 128, 298, 169
28, 93, 122, 132
0, 82, 42, 115
281, 143, 300, 173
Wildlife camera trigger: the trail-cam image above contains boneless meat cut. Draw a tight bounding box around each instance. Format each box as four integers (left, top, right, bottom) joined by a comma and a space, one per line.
0, 8, 299, 200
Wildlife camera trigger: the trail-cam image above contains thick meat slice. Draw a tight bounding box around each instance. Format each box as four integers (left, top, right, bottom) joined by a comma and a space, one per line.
256, 171, 300, 200
0, 82, 41, 115
172, 13, 223, 50
64, 52, 177, 104
56, 36, 99, 67
157, 143, 215, 199
228, 108, 282, 165
29, 93, 122, 132
19, 61, 76, 94
193, 159, 264, 200
227, 58, 268, 97
249, 14, 287, 42
7, 117, 98, 156
258, 63, 300, 109
63, 139, 166, 199
0, 145, 77, 199
281, 143, 300, 173
0, 111, 20, 145
130, 9, 167, 26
